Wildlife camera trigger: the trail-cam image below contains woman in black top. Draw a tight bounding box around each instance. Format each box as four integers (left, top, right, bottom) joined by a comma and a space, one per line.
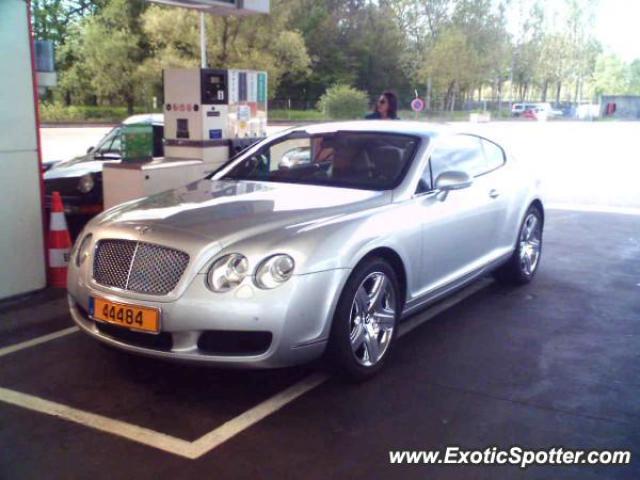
365, 91, 399, 119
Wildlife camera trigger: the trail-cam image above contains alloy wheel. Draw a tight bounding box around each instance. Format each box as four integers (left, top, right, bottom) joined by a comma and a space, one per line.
349, 271, 396, 367
519, 212, 542, 276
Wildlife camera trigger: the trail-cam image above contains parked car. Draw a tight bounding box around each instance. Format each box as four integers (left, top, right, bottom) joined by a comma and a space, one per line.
68, 121, 544, 380
42, 158, 62, 172
511, 103, 537, 117
521, 107, 539, 120
44, 114, 164, 218
534, 102, 563, 118
512, 102, 562, 119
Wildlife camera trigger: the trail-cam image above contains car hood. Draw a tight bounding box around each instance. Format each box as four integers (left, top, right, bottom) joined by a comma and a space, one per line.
92, 179, 391, 246
44, 154, 105, 179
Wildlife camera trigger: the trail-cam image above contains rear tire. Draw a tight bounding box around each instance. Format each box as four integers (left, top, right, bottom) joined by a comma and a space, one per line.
494, 205, 543, 285
327, 257, 400, 382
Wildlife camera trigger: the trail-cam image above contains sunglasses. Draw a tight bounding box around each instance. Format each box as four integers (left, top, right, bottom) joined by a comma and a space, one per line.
378, 98, 387, 105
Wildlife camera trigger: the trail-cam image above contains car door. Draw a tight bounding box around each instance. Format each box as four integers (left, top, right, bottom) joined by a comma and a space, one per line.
414, 134, 504, 296
478, 136, 513, 254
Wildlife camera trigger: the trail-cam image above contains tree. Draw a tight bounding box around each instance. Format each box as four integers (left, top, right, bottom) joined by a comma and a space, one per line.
42, 0, 622, 113
283, 0, 412, 105
349, 3, 411, 99
284, 0, 364, 101
388, 0, 456, 106
139, 0, 310, 104
510, 0, 545, 101
419, 27, 479, 110
593, 54, 629, 96
55, 24, 96, 106
33, 0, 107, 104
451, 0, 511, 103
626, 59, 640, 94
537, 33, 572, 102
32, 0, 106, 45
81, 0, 149, 114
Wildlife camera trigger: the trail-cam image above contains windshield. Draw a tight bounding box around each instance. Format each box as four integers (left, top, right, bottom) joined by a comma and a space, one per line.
218, 131, 419, 190
95, 127, 122, 157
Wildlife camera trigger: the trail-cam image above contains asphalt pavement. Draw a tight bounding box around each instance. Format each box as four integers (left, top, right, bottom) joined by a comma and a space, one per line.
7, 120, 638, 478
1, 209, 639, 479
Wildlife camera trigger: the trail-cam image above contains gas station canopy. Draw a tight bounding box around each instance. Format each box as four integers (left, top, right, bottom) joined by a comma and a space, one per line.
148, 0, 269, 15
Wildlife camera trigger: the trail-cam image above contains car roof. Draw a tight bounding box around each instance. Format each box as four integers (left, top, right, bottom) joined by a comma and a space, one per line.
122, 113, 164, 125
288, 120, 448, 139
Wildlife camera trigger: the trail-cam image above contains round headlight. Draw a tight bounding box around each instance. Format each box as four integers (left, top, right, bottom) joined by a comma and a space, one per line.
207, 254, 248, 292
255, 254, 295, 289
75, 233, 93, 267
78, 173, 95, 193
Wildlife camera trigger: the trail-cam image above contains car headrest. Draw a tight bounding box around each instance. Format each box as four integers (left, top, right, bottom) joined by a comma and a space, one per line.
369, 146, 402, 180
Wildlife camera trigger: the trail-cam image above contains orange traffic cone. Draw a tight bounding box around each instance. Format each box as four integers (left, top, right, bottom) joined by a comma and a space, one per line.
48, 192, 72, 288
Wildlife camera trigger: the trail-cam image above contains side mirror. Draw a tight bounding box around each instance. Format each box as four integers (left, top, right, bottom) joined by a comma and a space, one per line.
435, 170, 473, 192
87, 146, 95, 154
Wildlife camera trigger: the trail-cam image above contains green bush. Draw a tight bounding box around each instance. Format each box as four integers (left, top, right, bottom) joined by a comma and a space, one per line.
317, 84, 369, 120
39, 103, 85, 122
39, 103, 162, 123
269, 109, 328, 121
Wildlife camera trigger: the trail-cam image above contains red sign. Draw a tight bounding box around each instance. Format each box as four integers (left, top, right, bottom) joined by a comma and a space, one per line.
411, 98, 425, 112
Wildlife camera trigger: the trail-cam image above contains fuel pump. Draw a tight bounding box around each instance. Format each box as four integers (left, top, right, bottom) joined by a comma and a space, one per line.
163, 68, 268, 166
103, 67, 268, 209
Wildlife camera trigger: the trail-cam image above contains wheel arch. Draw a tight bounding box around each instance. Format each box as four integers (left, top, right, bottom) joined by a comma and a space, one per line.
529, 198, 545, 225
355, 247, 408, 311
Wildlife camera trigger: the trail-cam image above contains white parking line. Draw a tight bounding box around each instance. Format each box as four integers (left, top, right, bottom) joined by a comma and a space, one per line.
188, 372, 329, 458
0, 326, 78, 358
0, 280, 489, 459
0, 386, 195, 457
0, 373, 328, 460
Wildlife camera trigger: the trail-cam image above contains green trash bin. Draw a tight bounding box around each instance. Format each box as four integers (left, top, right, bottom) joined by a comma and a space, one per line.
121, 124, 153, 162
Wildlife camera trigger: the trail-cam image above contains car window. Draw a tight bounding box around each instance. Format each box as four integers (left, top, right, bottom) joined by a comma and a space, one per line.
416, 158, 432, 194
220, 132, 419, 190
429, 134, 486, 182
481, 139, 506, 172
96, 127, 122, 157
109, 133, 122, 153
279, 146, 311, 169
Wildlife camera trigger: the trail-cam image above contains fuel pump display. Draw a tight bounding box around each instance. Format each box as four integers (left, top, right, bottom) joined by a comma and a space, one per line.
201, 70, 228, 104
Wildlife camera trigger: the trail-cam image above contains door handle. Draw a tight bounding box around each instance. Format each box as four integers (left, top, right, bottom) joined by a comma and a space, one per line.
489, 189, 500, 199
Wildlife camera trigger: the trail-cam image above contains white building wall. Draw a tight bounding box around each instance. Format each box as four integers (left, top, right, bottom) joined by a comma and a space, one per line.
0, 0, 46, 299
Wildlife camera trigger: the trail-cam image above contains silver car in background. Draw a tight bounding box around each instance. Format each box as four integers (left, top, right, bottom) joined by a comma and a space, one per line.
68, 121, 544, 380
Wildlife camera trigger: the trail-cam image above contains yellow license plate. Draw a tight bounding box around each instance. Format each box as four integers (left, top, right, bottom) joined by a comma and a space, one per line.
90, 297, 160, 333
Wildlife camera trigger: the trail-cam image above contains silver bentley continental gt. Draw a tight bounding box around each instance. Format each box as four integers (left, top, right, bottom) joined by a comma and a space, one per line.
68, 121, 544, 380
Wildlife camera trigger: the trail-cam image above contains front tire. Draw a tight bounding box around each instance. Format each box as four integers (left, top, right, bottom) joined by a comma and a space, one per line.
495, 205, 543, 285
327, 257, 400, 382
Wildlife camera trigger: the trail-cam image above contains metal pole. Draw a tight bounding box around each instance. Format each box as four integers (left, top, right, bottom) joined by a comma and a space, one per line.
199, 12, 207, 68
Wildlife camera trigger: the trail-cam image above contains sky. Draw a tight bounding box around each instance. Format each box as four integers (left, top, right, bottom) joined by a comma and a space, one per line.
594, 0, 640, 61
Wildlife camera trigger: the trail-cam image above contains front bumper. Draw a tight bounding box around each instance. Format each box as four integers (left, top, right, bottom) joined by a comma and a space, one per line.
68, 268, 350, 368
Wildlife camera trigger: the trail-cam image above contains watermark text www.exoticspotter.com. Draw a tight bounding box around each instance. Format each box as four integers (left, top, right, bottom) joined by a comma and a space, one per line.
389, 446, 631, 469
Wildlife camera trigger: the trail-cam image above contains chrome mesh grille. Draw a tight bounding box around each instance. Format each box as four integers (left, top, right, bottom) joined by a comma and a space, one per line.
93, 240, 136, 290
93, 239, 189, 295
